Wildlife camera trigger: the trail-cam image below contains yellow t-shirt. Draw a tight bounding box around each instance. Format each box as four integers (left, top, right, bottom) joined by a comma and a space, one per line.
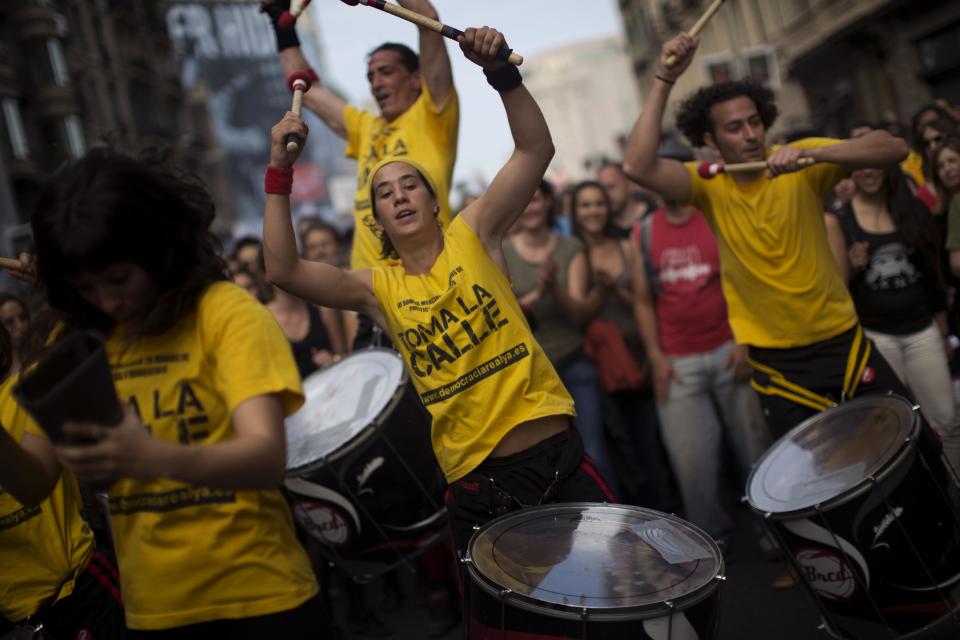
684, 138, 857, 348
344, 83, 459, 269
371, 216, 575, 482
22, 282, 317, 630
901, 149, 926, 188
0, 379, 94, 622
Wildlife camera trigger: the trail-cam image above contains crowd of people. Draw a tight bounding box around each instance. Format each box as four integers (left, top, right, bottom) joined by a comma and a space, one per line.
2, 0, 960, 638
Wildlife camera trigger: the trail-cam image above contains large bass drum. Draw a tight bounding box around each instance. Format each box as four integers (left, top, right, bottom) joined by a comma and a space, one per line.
464, 503, 725, 639
746, 394, 960, 638
283, 348, 446, 581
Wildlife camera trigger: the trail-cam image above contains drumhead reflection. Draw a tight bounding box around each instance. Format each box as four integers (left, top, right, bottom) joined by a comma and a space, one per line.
747, 395, 916, 515
467, 503, 722, 614
284, 348, 407, 473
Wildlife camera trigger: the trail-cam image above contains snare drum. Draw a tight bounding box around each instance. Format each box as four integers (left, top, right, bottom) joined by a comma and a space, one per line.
283, 348, 446, 580
464, 503, 724, 639
746, 394, 960, 638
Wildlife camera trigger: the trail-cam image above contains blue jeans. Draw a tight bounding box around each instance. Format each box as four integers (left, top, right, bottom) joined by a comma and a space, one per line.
657, 340, 769, 538
558, 355, 620, 499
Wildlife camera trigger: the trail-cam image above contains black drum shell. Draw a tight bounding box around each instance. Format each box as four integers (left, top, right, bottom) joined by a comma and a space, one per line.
749, 402, 960, 638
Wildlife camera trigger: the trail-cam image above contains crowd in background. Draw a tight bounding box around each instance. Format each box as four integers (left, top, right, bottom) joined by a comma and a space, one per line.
2, 95, 960, 630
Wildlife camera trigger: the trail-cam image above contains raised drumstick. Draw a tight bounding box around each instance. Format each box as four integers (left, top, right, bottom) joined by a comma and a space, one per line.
285, 70, 313, 153
341, 0, 523, 66
277, 0, 312, 30
696, 157, 816, 179
0, 258, 26, 272
664, 0, 726, 68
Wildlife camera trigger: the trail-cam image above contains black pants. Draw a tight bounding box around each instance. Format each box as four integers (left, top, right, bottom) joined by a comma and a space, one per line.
749, 324, 913, 439
444, 428, 615, 563
126, 594, 333, 640
0, 547, 126, 640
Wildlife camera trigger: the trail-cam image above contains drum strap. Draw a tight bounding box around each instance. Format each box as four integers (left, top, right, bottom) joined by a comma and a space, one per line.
748, 325, 872, 410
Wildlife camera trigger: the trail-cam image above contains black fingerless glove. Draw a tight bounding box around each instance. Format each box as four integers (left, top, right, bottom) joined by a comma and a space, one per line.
260, 0, 300, 52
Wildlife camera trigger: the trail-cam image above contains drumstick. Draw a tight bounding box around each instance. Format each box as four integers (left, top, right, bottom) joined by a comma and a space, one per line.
341, 0, 524, 67
277, 0, 312, 30
696, 157, 816, 179
0, 257, 26, 272
664, 0, 726, 68
285, 71, 314, 153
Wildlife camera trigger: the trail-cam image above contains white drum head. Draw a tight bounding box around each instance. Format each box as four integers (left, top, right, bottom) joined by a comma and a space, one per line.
468, 503, 722, 615
747, 394, 916, 515
285, 348, 407, 474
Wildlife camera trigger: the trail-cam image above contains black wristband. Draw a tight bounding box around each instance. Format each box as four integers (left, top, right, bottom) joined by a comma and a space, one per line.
260, 1, 300, 52
275, 28, 300, 52
483, 65, 523, 93
655, 74, 675, 85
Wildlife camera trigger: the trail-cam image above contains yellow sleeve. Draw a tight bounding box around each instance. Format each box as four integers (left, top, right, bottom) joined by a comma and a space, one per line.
200, 283, 304, 418
683, 161, 711, 214
343, 104, 372, 161
419, 82, 459, 154
789, 137, 849, 199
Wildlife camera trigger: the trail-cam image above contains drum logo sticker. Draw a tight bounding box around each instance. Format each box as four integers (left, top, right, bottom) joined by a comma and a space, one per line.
870, 506, 903, 551
299, 501, 353, 546
795, 548, 858, 601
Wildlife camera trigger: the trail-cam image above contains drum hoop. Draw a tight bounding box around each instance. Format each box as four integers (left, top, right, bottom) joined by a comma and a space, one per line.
286, 348, 410, 476
464, 502, 725, 620
746, 395, 919, 519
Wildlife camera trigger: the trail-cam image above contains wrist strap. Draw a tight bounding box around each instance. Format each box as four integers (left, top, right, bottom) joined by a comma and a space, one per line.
260, 1, 300, 52
655, 75, 675, 85
265, 166, 294, 195
483, 65, 523, 93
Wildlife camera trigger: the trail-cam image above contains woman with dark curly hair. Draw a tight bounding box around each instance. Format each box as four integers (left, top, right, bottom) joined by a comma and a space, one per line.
622, 32, 910, 439
0, 148, 327, 637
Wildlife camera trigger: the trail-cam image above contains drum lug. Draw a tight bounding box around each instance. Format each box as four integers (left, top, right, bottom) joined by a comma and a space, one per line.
580, 607, 588, 620
715, 574, 727, 583
498, 588, 512, 600
460, 554, 473, 566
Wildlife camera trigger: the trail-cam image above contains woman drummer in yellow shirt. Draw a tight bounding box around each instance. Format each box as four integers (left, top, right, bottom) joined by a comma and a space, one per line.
0, 150, 327, 638
263, 26, 615, 561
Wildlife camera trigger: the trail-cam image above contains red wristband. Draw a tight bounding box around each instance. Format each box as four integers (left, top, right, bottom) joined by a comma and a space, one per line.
265, 166, 293, 195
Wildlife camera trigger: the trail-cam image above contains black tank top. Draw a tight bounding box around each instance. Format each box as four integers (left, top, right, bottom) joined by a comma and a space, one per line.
290, 304, 332, 378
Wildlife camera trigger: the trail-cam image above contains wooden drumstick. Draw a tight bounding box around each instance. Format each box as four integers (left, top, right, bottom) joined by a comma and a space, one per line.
342, 0, 524, 67
0, 257, 26, 272
664, 0, 726, 68
277, 0, 312, 30
696, 156, 816, 178
285, 71, 313, 153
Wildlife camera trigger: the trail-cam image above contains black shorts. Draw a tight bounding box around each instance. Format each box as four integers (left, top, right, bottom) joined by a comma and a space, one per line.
444, 427, 615, 563
749, 324, 911, 439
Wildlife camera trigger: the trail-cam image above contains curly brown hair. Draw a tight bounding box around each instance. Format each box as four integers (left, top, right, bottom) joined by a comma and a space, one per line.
675, 81, 780, 148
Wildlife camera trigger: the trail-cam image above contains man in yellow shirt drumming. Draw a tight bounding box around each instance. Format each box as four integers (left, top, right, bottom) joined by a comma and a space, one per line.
261, 0, 458, 271
622, 32, 910, 439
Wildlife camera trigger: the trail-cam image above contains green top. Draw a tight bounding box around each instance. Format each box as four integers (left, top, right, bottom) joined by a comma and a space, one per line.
503, 235, 585, 365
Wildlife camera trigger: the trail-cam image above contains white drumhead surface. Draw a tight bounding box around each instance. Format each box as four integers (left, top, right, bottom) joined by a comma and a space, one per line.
285, 349, 407, 473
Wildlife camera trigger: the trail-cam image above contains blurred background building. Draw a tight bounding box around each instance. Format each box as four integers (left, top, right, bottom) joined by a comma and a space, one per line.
0, 0, 229, 256
521, 36, 643, 181
617, 0, 960, 143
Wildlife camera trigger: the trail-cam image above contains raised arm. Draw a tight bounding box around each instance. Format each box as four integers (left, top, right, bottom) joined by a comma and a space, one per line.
622, 34, 699, 204
458, 28, 554, 249
262, 1, 348, 138
802, 130, 908, 171
262, 112, 382, 321
397, 0, 453, 106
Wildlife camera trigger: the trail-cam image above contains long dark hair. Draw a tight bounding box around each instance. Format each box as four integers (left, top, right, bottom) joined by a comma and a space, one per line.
570, 181, 618, 240
932, 137, 960, 198
31, 147, 227, 338
867, 166, 944, 286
